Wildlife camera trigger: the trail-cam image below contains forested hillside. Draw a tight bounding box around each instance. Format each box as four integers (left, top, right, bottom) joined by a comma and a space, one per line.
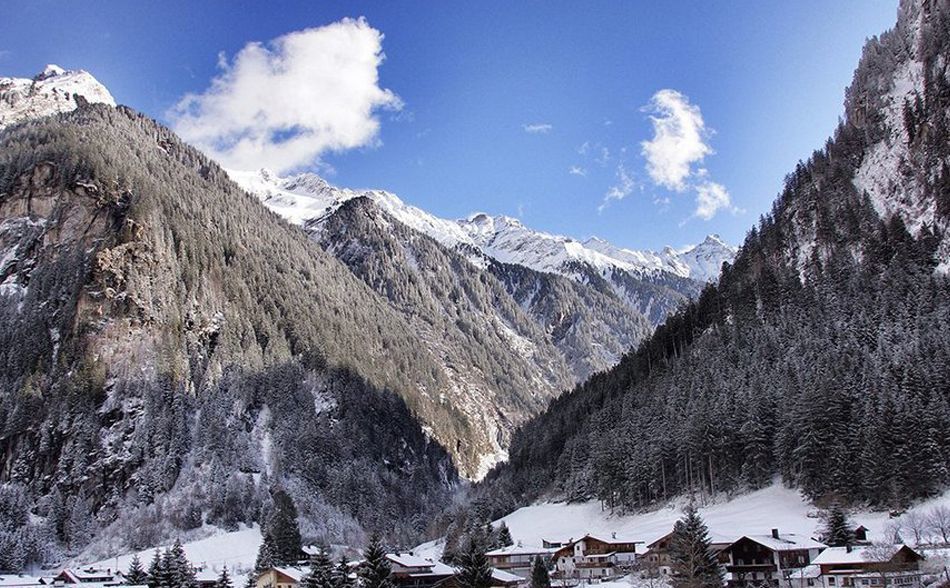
477, 0, 950, 517
0, 105, 458, 565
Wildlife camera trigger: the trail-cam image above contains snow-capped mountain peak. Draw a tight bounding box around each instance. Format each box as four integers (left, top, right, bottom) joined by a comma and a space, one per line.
0, 64, 116, 129
229, 168, 737, 285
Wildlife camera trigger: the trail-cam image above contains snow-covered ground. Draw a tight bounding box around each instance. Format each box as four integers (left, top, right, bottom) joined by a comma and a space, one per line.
84, 526, 262, 584
416, 482, 950, 560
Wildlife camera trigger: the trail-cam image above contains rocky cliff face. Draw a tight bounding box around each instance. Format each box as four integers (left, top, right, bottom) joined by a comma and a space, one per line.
0, 105, 458, 559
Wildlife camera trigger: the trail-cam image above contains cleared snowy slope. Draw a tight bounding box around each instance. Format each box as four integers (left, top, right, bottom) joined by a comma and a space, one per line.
0, 64, 115, 129
416, 482, 950, 559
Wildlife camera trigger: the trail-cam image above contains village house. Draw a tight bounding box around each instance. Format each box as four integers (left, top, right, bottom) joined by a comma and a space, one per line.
551, 533, 645, 581
723, 530, 827, 588
51, 569, 123, 587
0, 576, 49, 588
642, 532, 735, 577
809, 545, 925, 588
486, 543, 560, 578
255, 553, 515, 588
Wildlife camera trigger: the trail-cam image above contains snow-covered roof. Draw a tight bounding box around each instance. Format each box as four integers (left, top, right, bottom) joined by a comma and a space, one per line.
194, 569, 220, 582
387, 552, 437, 569
741, 534, 827, 552
788, 565, 822, 579
811, 545, 915, 565
491, 569, 523, 584
272, 567, 309, 582
486, 544, 558, 557
584, 533, 644, 545
0, 576, 46, 587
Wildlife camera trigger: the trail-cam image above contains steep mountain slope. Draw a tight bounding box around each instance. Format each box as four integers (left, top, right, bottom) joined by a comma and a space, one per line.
0, 105, 463, 563
477, 0, 950, 517
229, 169, 736, 327
0, 64, 115, 129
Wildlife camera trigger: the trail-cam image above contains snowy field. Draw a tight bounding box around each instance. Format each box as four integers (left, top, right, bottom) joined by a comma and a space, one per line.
81, 482, 950, 582
415, 482, 950, 559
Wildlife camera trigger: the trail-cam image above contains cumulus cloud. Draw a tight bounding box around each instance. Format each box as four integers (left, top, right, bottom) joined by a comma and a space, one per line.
568, 165, 587, 177
169, 18, 402, 173
523, 123, 553, 134
694, 181, 733, 220
640, 89, 711, 192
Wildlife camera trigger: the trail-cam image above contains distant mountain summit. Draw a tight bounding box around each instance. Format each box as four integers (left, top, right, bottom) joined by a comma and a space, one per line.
0, 64, 115, 129
230, 167, 737, 308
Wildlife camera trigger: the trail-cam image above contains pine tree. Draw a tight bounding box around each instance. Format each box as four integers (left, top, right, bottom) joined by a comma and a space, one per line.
669, 505, 724, 588
820, 505, 855, 547
147, 549, 165, 588
333, 557, 354, 588
127, 553, 148, 585
163, 540, 197, 588
217, 566, 234, 588
358, 533, 394, 588
530, 556, 550, 588
269, 489, 303, 565
456, 534, 493, 588
247, 534, 277, 588
302, 546, 335, 588
497, 522, 514, 548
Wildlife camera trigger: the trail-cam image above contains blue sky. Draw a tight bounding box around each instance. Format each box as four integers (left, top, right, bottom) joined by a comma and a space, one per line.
0, 1, 897, 250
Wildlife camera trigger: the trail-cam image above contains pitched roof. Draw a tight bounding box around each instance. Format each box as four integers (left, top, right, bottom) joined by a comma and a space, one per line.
490, 569, 522, 584
811, 545, 919, 565
485, 544, 558, 557
740, 534, 827, 552
387, 553, 437, 569
272, 567, 309, 582
0, 576, 45, 587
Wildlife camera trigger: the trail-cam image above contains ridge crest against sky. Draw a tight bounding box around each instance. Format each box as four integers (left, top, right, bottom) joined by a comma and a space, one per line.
0, 1, 897, 250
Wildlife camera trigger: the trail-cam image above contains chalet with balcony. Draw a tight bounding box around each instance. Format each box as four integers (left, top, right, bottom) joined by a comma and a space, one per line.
810, 545, 924, 588
486, 543, 559, 578
551, 533, 645, 581
723, 529, 827, 588
642, 531, 735, 576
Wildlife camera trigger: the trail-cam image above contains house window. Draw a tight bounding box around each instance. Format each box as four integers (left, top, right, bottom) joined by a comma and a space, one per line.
808, 580, 814, 587
862, 581, 869, 586
829, 578, 836, 585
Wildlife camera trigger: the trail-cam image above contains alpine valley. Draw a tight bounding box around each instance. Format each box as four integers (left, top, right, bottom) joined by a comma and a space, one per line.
0, 0, 948, 581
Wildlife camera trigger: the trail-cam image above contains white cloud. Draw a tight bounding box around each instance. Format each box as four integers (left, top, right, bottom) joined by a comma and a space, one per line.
640, 89, 711, 191
568, 165, 587, 177
694, 181, 733, 220
169, 18, 401, 173
523, 123, 553, 134
599, 163, 636, 212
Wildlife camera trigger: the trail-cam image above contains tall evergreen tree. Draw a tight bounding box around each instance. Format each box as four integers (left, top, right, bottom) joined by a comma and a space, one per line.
126, 553, 148, 585
333, 557, 354, 588
147, 549, 165, 588
269, 489, 303, 565
358, 533, 394, 588
246, 535, 276, 588
302, 546, 335, 588
163, 540, 197, 588
669, 505, 724, 588
456, 534, 493, 588
820, 506, 855, 547
216, 567, 234, 588
530, 556, 551, 588
497, 522, 514, 548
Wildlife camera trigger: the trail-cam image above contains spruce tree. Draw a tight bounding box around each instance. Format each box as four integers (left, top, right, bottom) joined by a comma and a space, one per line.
127, 553, 148, 585
269, 489, 303, 565
333, 557, 354, 588
530, 556, 551, 588
456, 534, 493, 588
217, 567, 234, 588
358, 533, 394, 588
820, 506, 855, 547
669, 505, 724, 588
247, 535, 276, 588
147, 549, 165, 588
302, 546, 335, 588
497, 522, 514, 548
